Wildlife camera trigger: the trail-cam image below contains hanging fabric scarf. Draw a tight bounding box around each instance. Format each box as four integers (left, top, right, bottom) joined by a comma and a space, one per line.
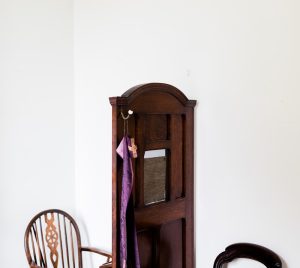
116, 136, 140, 268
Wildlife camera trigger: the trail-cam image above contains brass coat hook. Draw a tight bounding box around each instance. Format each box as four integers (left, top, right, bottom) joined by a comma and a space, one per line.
121, 110, 133, 120
121, 110, 133, 135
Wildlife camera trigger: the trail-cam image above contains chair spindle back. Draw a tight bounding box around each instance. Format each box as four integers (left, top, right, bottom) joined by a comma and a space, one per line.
25, 209, 82, 268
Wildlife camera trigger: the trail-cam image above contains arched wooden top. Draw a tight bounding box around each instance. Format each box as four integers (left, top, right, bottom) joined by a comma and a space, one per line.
109, 83, 196, 108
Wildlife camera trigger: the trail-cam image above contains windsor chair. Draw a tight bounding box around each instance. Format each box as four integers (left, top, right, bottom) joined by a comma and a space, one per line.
24, 209, 112, 268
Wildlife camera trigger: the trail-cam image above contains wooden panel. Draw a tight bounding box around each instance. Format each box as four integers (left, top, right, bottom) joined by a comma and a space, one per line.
135, 199, 185, 229
183, 108, 195, 268
170, 114, 183, 200
145, 140, 171, 151
137, 229, 156, 268
111, 103, 118, 268
135, 114, 145, 207
129, 91, 186, 114
160, 219, 183, 268
145, 114, 169, 141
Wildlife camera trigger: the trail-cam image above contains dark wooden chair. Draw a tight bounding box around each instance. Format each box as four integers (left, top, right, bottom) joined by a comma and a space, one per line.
213, 243, 282, 268
24, 209, 112, 268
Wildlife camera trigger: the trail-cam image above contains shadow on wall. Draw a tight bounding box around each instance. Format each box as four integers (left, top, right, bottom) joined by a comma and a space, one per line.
282, 258, 288, 268
77, 217, 93, 267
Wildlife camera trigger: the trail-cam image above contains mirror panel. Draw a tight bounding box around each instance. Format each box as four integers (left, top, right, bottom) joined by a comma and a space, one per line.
144, 149, 167, 205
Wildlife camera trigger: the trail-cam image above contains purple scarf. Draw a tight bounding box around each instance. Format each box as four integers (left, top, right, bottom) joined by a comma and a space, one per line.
116, 136, 140, 268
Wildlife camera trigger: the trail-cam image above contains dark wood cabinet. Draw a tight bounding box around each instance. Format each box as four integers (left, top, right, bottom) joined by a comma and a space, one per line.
110, 83, 196, 268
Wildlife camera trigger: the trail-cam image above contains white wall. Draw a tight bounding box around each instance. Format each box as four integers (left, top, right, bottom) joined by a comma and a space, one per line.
74, 0, 300, 267
1, 0, 300, 267
0, 1, 75, 267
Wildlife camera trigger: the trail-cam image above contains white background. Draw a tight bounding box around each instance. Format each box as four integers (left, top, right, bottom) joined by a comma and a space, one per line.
1, 0, 300, 267
0, 1, 75, 267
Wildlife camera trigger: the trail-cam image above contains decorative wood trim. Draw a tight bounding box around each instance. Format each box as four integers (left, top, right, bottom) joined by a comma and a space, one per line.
45, 213, 59, 268
121, 83, 191, 106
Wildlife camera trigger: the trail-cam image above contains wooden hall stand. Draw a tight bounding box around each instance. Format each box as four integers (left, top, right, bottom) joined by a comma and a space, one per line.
110, 83, 196, 268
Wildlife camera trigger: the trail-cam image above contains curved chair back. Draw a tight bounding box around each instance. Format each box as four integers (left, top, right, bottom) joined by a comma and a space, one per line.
213, 243, 282, 268
24, 209, 82, 268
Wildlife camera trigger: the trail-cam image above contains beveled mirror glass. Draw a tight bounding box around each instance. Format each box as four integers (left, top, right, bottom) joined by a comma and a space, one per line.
144, 149, 167, 205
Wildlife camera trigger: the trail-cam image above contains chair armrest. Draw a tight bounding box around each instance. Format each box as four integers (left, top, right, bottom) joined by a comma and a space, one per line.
81, 246, 112, 264
81, 246, 112, 258
99, 263, 112, 268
